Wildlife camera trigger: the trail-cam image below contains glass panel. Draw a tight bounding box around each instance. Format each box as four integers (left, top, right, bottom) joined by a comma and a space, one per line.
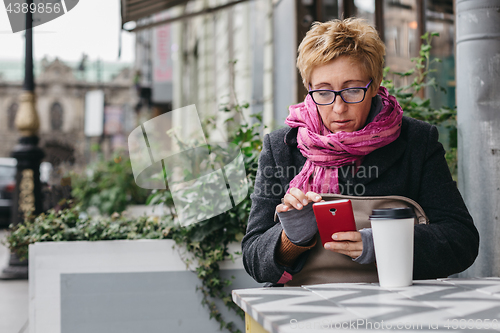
426, 2, 455, 109
383, 0, 420, 88
426, 0, 455, 150
353, 0, 375, 27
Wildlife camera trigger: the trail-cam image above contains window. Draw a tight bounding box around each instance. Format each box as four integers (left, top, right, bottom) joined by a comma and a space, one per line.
384, 0, 420, 87
50, 102, 64, 131
7, 103, 18, 130
426, 1, 455, 109
353, 0, 376, 27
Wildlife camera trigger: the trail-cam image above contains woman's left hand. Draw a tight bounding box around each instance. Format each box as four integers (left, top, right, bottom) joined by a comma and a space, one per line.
324, 231, 363, 259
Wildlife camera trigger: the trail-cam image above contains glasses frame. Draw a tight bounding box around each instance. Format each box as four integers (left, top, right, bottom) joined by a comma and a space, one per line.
308, 79, 373, 105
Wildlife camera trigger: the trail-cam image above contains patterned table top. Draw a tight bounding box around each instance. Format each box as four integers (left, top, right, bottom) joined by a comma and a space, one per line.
232, 278, 500, 332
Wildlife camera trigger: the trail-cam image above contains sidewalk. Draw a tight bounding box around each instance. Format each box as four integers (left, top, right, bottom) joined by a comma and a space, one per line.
0, 229, 29, 333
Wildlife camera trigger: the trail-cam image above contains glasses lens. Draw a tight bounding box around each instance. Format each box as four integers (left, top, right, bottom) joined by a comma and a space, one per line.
341, 88, 365, 103
312, 91, 335, 105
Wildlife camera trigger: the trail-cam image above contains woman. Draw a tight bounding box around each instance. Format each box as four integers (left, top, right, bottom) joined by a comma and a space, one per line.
242, 18, 479, 286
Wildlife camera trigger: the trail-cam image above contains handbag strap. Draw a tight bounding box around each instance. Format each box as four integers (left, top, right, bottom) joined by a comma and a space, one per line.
320, 193, 429, 225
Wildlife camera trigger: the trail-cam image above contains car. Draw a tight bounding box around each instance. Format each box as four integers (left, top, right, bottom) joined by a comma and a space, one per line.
0, 157, 16, 228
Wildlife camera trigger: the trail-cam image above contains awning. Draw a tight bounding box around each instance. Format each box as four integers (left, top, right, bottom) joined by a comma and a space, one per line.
121, 0, 250, 32
121, 0, 189, 24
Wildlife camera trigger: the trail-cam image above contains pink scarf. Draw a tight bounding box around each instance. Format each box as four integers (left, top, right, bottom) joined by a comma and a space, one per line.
285, 86, 403, 194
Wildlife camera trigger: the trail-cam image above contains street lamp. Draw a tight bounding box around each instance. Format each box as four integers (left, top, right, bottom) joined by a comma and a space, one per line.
0, 0, 44, 280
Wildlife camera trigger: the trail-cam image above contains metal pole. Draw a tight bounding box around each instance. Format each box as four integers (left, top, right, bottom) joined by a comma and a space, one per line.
374, 0, 384, 43
24, 6, 34, 92
0, 0, 44, 280
456, 0, 500, 278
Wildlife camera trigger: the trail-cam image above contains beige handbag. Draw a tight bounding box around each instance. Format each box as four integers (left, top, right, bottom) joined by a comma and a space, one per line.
284, 194, 429, 287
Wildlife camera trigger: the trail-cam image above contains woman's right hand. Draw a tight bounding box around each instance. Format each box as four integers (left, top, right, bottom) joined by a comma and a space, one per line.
276, 188, 323, 212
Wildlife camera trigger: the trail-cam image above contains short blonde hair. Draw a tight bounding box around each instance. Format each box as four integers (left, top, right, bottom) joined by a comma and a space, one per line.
297, 18, 385, 91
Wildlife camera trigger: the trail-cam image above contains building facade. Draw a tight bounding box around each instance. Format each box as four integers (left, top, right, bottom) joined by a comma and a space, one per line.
0, 58, 136, 177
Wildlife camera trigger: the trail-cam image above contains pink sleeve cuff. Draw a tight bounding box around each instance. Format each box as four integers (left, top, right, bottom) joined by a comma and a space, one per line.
277, 271, 293, 284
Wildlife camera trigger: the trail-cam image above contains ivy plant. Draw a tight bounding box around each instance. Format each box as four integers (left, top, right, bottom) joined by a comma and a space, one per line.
145, 99, 264, 333
71, 155, 151, 215
382, 32, 458, 178
5, 202, 173, 261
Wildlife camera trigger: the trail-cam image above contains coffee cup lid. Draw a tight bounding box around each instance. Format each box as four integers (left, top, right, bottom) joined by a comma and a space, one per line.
370, 207, 415, 219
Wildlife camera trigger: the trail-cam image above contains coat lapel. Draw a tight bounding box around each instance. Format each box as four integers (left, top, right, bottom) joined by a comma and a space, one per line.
283, 127, 306, 183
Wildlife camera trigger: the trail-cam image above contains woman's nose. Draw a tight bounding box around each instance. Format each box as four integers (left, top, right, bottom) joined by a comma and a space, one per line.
332, 96, 348, 115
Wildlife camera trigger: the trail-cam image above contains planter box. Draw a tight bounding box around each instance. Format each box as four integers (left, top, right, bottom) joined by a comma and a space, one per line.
29, 239, 260, 333
124, 204, 172, 217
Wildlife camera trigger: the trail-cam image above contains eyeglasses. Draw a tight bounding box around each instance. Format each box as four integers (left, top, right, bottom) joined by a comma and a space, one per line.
308, 79, 373, 105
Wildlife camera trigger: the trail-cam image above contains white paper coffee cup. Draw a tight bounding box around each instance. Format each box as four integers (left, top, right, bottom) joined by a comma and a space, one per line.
370, 208, 415, 288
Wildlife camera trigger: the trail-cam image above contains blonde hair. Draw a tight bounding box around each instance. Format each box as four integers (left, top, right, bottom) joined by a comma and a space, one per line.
297, 18, 385, 91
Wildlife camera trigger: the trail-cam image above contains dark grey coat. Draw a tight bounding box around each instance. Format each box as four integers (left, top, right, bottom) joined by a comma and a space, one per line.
242, 116, 479, 284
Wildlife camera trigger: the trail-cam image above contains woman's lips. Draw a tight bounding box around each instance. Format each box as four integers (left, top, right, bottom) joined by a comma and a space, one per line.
333, 120, 351, 126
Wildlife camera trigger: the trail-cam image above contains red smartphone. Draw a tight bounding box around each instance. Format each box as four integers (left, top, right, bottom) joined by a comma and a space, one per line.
313, 199, 357, 246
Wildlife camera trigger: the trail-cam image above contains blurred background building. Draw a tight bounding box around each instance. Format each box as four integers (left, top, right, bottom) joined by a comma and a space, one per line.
0, 58, 136, 174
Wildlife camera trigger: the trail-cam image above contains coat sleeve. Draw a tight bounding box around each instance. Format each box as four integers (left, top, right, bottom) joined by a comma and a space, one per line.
413, 125, 479, 279
242, 133, 309, 284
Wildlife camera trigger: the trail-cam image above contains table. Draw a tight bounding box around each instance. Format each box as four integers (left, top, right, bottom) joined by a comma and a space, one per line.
232, 278, 500, 332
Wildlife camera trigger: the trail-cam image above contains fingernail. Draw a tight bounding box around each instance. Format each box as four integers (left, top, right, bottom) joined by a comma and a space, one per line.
315, 196, 321, 200
302, 199, 308, 205
332, 234, 338, 240
324, 243, 331, 250
297, 203, 302, 209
